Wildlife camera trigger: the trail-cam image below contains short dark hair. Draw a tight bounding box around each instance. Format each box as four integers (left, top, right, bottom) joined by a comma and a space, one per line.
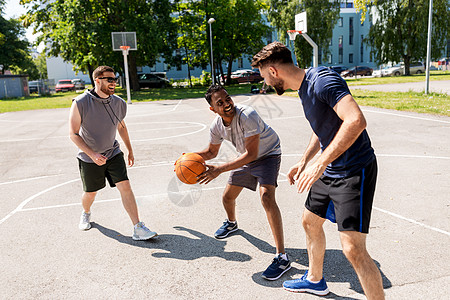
93, 66, 115, 79
251, 41, 293, 69
205, 84, 227, 105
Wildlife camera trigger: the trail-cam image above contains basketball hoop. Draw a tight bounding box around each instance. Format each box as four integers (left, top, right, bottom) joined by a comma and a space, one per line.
287, 30, 302, 41
120, 45, 130, 54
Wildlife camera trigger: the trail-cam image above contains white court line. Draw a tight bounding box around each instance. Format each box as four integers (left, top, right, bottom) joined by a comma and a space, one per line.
373, 207, 450, 237
0, 175, 60, 186
0, 179, 79, 225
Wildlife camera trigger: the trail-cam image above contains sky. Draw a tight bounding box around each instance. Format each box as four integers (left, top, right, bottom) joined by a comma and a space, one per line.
4, 0, 44, 51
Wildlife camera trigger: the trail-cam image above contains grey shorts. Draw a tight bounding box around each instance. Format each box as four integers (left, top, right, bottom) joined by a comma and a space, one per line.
228, 154, 281, 191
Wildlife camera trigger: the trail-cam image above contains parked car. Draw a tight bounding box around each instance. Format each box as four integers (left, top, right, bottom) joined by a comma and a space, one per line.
28, 80, 50, 94
72, 78, 85, 90
409, 62, 426, 74
340, 66, 373, 77
138, 73, 170, 88
329, 65, 348, 75
231, 70, 263, 83
382, 62, 425, 77
55, 79, 76, 92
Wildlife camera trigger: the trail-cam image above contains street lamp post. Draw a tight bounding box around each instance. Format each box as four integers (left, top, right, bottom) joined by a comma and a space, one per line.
208, 18, 216, 85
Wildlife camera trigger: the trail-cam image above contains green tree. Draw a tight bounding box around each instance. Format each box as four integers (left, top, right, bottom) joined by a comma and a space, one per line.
173, 0, 209, 87
366, 0, 450, 75
34, 51, 47, 79
22, 0, 176, 90
267, 0, 341, 68
0, 16, 34, 75
209, 0, 271, 85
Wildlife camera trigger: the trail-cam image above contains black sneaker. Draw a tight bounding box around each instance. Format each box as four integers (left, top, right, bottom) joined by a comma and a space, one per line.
262, 253, 291, 280
214, 219, 238, 239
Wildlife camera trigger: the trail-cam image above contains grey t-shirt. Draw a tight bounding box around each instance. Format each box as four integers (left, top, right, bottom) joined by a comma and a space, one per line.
210, 104, 281, 159
74, 90, 127, 163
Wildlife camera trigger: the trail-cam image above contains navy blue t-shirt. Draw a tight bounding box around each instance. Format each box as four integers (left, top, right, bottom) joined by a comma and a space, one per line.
298, 66, 375, 178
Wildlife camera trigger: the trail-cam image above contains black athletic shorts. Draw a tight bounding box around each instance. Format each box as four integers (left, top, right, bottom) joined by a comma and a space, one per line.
305, 158, 378, 233
78, 152, 129, 192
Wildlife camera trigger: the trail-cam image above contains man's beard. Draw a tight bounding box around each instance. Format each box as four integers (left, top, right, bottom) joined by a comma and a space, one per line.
269, 75, 285, 95
100, 83, 115, 95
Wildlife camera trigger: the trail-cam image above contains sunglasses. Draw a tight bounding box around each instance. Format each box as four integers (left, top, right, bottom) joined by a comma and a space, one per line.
98, 77, 119, 83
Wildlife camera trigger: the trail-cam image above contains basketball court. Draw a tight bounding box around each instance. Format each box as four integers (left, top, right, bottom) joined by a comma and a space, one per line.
0, 93, 449, 299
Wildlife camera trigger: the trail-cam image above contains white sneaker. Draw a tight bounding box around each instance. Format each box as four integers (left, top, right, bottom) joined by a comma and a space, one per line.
133, 222, 157, 240
79, 211, 91, 230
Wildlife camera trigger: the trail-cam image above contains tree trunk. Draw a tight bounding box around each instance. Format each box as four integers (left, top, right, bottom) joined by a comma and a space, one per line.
225, 55, 234, 85
128, 53, 140, 91
185, 46, 192, 88
87, 63, 94, 86
404, 55, 411, 76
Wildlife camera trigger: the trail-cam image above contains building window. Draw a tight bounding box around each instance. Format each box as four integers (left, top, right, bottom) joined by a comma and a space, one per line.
136, 66, 143, 72
349, 53, 353, 64
360, 35, 364, 62
349, 17, 354, 45
150, 64, 156, 72
338, 17, 343, 27
327, 54, 332, 64
338, 35, 343, 64
163, 63, 169, 71
238, 58, 243, 69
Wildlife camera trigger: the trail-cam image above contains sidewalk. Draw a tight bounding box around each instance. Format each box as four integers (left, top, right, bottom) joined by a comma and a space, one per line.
350, 80, 450, 95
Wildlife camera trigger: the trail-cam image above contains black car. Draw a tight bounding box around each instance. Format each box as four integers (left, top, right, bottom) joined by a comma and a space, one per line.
329, 65, 348, 75
138, 73, 170, 88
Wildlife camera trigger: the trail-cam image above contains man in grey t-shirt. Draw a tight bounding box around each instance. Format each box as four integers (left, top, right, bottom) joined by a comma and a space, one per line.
196, 84, 291, 280
69, 65, 157, 240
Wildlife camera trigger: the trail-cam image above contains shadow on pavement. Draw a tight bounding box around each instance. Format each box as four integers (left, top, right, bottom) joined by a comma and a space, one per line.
239, 231, 391, 297
92, 222, 251, 262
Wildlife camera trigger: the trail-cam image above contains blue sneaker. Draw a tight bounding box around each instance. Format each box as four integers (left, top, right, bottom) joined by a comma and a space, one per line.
283, 271, 329, 295
261, 253, 291, 280
214, 220, 238, 239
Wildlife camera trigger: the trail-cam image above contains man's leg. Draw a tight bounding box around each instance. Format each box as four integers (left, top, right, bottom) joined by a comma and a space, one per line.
302, 208, 326, 282
259, 184, 285, 254
81, 191, 96, 213
222, 184, 243, 222
115, 180, 139, 225
340, 231, 385, 300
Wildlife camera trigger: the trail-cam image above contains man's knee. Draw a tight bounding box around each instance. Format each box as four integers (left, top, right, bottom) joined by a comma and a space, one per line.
259, 186, 276, 210
116, 180, 132, 193
83, 191, 97, 199
341, 233, 368, 263
302, 209, 325, 232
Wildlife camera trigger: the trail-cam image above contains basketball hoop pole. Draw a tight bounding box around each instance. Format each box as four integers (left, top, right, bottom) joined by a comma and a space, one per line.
120, 46, 132, 104
287, 30, 318, 68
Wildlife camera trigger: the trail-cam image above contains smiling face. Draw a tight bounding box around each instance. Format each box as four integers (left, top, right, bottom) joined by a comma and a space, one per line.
209, 89, 235, 123
95, 71, 116, 96
259, 66, 286, 96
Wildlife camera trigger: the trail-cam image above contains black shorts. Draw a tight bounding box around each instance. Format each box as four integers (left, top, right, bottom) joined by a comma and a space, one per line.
78, 152, 129, 192
305, 158, 377, 233
228, 154, 281, 191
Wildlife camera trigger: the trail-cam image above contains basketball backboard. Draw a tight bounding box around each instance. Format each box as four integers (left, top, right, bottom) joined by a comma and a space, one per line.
111, 32, 137, 51
295, 11, 307, 33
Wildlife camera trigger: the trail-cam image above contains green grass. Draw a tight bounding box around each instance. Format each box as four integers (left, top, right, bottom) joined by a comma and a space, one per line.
284, 89, 450, 116
1, 75, 449, 117
0, 84, 253, 114
346, 70, 450, 86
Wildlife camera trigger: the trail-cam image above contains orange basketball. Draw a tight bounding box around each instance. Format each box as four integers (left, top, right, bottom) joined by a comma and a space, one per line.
174, 153, 206, 184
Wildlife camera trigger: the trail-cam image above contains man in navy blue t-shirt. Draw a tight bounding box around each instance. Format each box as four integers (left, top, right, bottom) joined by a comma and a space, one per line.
252, 42, 384, 299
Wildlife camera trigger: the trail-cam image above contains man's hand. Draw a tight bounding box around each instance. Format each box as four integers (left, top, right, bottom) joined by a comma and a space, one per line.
287, 161, 306, 185
127, 152, 135, 167
297, 162, 326, 193
197, 164, 222, 184
91, 153, 107, 166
